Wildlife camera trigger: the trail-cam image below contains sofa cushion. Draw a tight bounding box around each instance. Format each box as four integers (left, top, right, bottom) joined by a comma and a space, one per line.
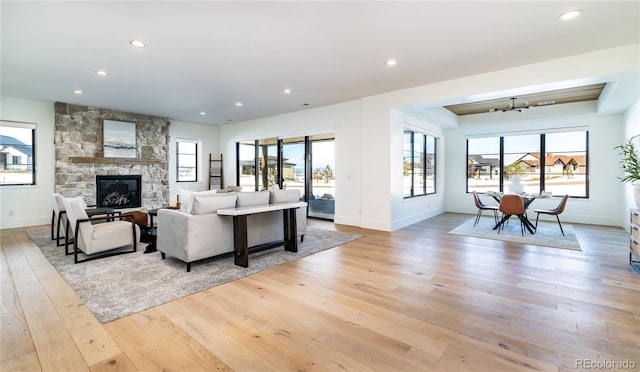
236, 190, 270, 207
179, 189, 217, 213
191, 194, 238, 215
270, 189, 301, 204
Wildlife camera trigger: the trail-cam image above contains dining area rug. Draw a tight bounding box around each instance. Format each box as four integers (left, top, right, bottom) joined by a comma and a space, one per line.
448, 216, 581, 251
26, 227, 362, 323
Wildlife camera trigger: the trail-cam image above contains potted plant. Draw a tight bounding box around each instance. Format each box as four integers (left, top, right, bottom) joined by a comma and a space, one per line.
615, 135, 640, 207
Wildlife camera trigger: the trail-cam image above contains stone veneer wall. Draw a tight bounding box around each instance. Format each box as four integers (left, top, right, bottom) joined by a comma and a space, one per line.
54, 102, 170, 210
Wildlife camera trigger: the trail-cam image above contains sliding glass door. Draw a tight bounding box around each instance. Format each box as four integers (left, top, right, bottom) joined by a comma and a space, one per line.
236, 134, 335, 220
258, 138, 278, 190
281, 137, 306, 197
309, 136, 335, 219
238, 140, 257, 191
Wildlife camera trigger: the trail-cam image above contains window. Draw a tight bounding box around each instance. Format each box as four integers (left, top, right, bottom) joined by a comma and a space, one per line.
0, 121, 35, 186
176, 139, 198, 182
466, 130, 588, 197
404, 130, 437, 198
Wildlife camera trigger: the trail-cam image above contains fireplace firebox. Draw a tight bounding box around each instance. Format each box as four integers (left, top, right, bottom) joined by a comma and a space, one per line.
96, 175, 141, 209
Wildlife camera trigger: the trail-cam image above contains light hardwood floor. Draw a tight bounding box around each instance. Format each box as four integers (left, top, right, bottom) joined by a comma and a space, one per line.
2, 213, 639, 371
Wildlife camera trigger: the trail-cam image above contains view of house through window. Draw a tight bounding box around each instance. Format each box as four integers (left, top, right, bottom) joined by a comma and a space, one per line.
176, 139, 198, 182
403, 130, 437, 198
237, 134, 335, 220
0, 121, 35, 186
467, 130, 588, 197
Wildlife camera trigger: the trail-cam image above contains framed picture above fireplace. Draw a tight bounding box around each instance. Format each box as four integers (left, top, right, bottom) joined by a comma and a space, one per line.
104, 120, 136, 158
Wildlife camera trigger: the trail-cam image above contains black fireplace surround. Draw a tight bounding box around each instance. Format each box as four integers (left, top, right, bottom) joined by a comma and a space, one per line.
96, 175, 141, 209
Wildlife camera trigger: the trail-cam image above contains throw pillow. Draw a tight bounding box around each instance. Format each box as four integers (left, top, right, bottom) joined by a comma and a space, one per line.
179, 189, 217, 214
269, 189, 301, 203
191, 194, 238, 215
236, 190, 270, 207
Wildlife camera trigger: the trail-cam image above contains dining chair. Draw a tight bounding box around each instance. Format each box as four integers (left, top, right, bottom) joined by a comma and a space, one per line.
534, 194, 569, 236
472, 191, 499, 226
50, 193, 67, 246
497, 194, 527, 236
63, 197, 138, 263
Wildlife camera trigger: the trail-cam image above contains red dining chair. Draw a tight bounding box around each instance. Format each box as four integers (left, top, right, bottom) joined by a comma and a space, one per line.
497, 194, 527, 236
534, 195, 569, 236
472, 191, 499, 226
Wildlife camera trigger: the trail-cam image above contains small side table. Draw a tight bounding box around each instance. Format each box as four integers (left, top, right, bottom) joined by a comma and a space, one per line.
144, 209, 159, 254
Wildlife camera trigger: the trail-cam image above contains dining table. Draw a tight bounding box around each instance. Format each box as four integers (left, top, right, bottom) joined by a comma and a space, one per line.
487, 192, 552, 234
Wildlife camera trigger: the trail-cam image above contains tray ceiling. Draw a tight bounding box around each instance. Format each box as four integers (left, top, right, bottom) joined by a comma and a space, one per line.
443, 83, 606, 116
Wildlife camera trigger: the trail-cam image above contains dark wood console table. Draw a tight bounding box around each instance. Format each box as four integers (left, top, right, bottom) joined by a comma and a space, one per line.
217, 202, 306, 268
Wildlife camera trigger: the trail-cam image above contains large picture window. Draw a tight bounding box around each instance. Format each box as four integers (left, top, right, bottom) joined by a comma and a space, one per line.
176, 139, 198, 182
0, 121, 35, 186
466, 130, 588, 197
404, 130, 437, 198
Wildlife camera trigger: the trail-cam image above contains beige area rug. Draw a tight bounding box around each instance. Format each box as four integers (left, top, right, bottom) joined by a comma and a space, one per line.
27, 228, 362, 323
448, 216, 581, 251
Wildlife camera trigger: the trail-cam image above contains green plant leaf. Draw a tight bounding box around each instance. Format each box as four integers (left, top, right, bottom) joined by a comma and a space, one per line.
615, 135, 640, 183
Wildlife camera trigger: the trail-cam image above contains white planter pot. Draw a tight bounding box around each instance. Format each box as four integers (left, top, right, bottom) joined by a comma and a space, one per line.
634, 184, 640, 209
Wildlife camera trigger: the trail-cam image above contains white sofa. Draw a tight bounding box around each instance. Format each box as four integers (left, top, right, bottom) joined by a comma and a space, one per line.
156, 189, 306, 271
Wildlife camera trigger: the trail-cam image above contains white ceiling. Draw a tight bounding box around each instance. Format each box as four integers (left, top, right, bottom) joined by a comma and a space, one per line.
2, 1, 639, 125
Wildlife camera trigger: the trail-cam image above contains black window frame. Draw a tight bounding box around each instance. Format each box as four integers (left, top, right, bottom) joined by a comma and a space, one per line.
0, 121, 36, 186
466, 130, 589, 198
404, 129, 437, 198
176, 139, 198, 183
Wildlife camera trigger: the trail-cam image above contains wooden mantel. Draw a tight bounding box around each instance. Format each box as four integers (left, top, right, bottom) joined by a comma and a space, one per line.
70, 157, 161, 164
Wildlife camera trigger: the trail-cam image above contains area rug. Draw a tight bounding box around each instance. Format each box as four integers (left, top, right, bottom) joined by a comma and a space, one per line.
27, 228, 362, 323
448, 216, 581, 251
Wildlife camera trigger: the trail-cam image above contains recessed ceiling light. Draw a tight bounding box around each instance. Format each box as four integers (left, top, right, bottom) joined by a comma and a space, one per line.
73, 89, 83, 95
199, 111, 206, 116
130, 39, 146, 48
235, 102, 243, 107
96, 70, 108, 77
385, 59, 397, 66
558, 10, 582, 21
283, 89, 292, 94
538, 100, 556, 106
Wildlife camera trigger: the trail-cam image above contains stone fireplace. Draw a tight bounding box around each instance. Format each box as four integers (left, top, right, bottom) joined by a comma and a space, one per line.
54, 102, 170, 210
96, 175, 142, 209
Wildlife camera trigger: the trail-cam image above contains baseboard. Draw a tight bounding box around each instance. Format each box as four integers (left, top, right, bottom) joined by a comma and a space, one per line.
0, 215, 49, 229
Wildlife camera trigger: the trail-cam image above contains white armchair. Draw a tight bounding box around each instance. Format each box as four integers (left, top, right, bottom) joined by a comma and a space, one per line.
63, 197, 138, 263
50, 193, 67, 246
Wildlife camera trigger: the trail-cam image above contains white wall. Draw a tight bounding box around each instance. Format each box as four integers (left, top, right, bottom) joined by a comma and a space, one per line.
0, 98, 219, 228
622, 100, 640, 230
168, 120, 220, 200
0, 96, 55, 229
220, 43, 638, 231
218, 100, 363, 227
390, 110, 446, 230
